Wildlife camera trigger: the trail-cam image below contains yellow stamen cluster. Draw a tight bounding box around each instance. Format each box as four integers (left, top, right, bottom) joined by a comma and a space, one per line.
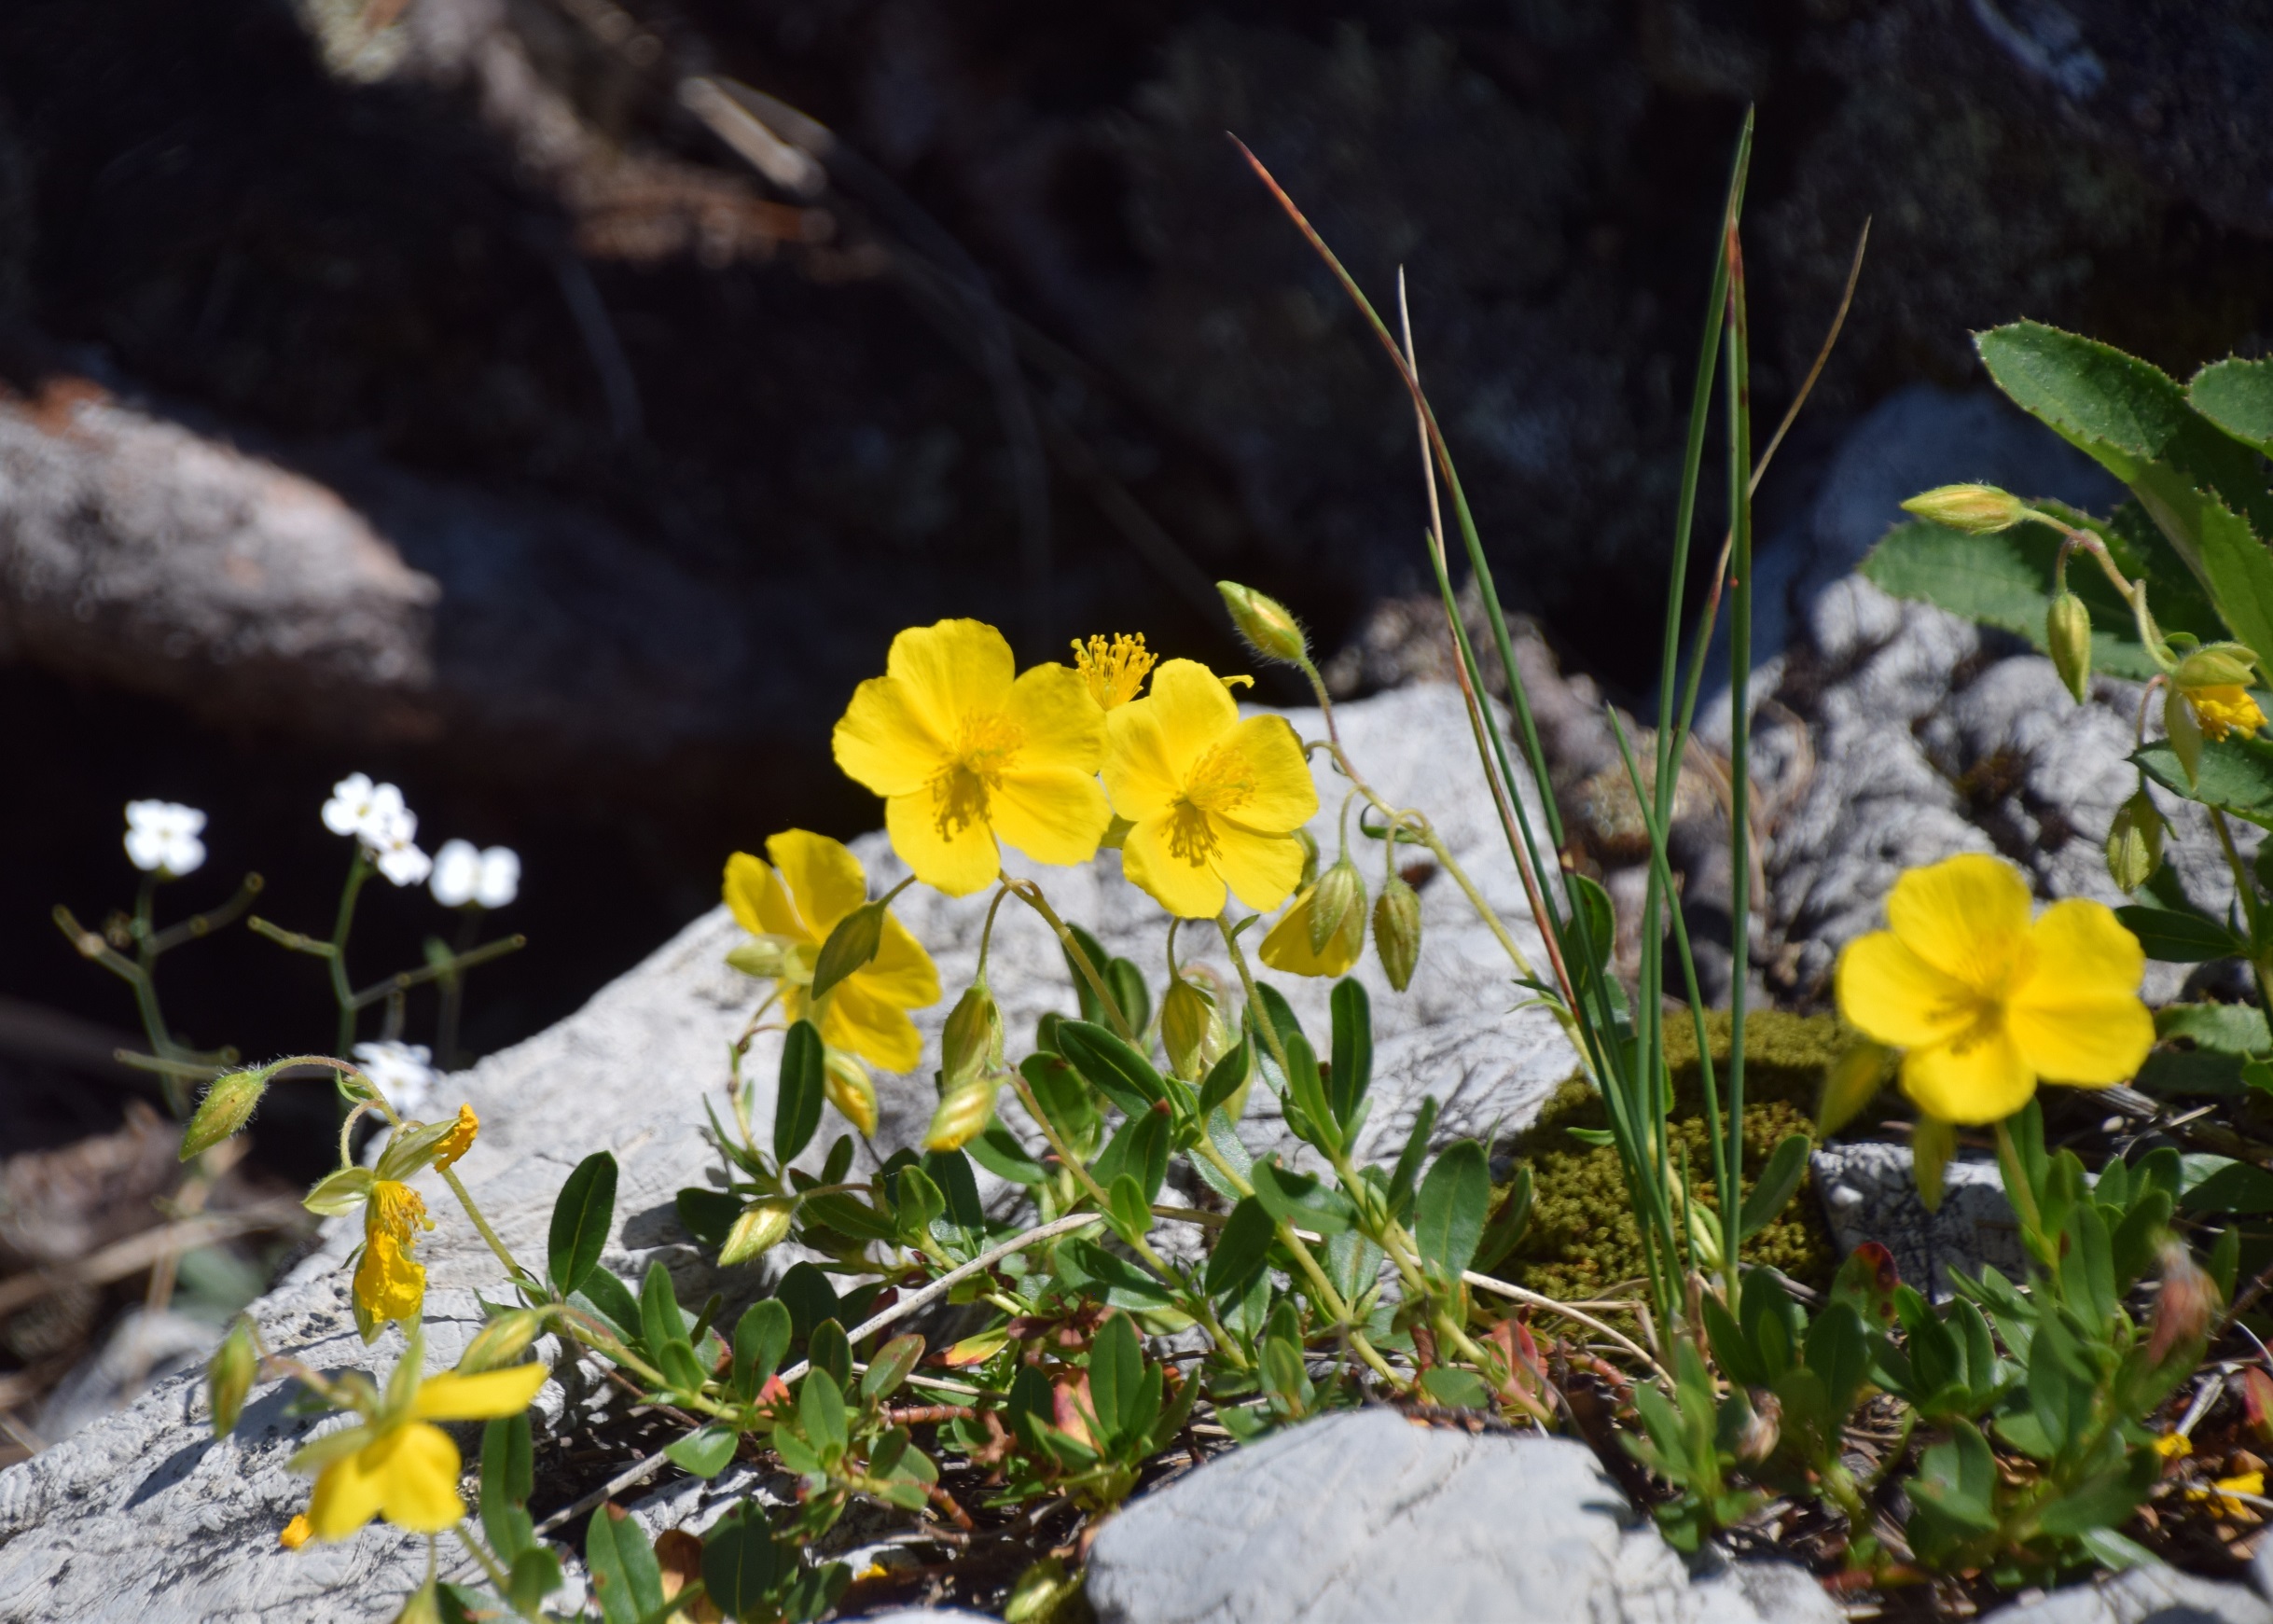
1072, 632, 1156, 711
2187, 683, 2266, 742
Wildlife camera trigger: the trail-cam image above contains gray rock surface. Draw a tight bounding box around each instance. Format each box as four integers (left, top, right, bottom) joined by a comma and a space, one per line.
1811, 1144, 2024, 1300
0, 681, 1575, 1622
1976, 1562, 2273, 1624
1085, 1409, 1839, 1624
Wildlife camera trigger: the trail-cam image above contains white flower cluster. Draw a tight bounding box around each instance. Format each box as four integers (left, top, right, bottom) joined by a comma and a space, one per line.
352, 1039, 440, 1118
123, 800, 207, 877
430, 840, 520, 909
322, 773, 432, 887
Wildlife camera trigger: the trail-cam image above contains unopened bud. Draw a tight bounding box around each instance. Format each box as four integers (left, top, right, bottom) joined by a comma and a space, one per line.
457, 1309, 544, 1373
2147, 1239, 2220, 1367
2106, 789, 2166, 894
1732, 1388, 1781, 1466
1161, 976, 1221, 1081
1373, 873, 1423, 992
719, 1197, 797, 1267
208, 1315, 259, 1438
809, 900, 886, 1003
1900, 483, 2028, 534
1309, 858, 1365, 953
2046, 592, 2092, 702
925, 1073, 997, 1153
942, 979, 1004, 1086
2165, 684, 2206, 784
181, 1065, 273, 1159
1215, 581, 1309, 664
823, 1048, 879, 1138
391, 1581, 444, 1624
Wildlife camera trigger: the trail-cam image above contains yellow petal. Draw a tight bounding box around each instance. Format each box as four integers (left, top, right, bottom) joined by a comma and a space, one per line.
885, 791, 1000, 897
1102, 692, 1186, 821
2007, 902, 2152, 1084
1260, 886, 1364, 976
833, 673, 947, 798
823, 980, 924, 1074
993, 768, 1112, 868
411, 1361, 550, 1421
1122, 814, 1227, 919
723, 852, 789, 939
1212, 820, 1309, 914
307, 1448, 389, 1541
1884, 854, 2033, 990
430, 1104, 478, 1171
854, 912, 943, 1009
1836, 932, 1975, 1049
353, 1231, 426, 1326
1005, 660, 1105, 773
1213, 715, 1318, 833
765, 829, 869, 937
887, 618, 1017, 743
371, 1422, 466, 1534
279, 1513, 313, 1550
1899, 1031, 2036, 1126
1143, 659, 1240, 775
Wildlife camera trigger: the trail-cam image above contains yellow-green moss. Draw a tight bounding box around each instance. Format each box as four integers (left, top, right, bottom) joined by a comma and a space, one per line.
1504, 1010, 1845, 1302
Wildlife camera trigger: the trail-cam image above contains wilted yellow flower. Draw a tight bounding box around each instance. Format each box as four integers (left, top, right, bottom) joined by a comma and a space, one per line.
1102, 659, 1318, 919
431, 1104, 478, 1170
291, 1356, 549, 1541
1836, 854, 2152, 1126
353, 1181, 433, 1333
2187, 684, 2266, 742
1072, 633, 1156, 710
1259, 880, 1365, 977
2191, 1471, 2265, 1521
833, 619, 1111, 895
724, 831, 940, 1072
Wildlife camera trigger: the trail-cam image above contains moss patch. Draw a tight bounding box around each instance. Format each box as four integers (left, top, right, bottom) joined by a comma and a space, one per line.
1503, 1010, 1845, 1302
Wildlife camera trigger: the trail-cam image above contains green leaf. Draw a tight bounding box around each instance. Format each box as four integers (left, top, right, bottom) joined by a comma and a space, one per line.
810, 899, 886, 1003
1475, 1164, 1532, 1274
478, 1414, 534, 1564
585, 1505, 666, 1624
574, 1270, 643, 1350
1198, 1039, 1252, 1117
1413, 1140, 1490, 1280
2027, 1314, 2095, 1459
2114, 901, 2245, 963
1419, 1367, 1490, 1409
922, 1148, 987, 1231
664, 1423, 739, 1479
639, 1261, 688, 1352
1205, 1196, 1277, 1298
1702, 1295, 1766, 1388
1088, 1313, 1143, 1447
506, 1548, 562, 1614
674, 1187, 740, 1248
2136, 736, 2273, 832
774, 1020, 826, 1163
1803, 1303, 1873, 1417
1738, 1132, 1811, 1242
1386, 1096, 1440, 1221
547, 1151, 617, 1297
807, 1318, 852, 1389
1863, 522, 2158, 681
862, 1333, 925, 1402
1057, 1236, 1176, 1309
1106, 957, 1152, 1038
1055, 1020, 1165, 1117
799, 1367, 850, 1457
2191, 356, 2273, 459
1911, 1420, 1999, 1528
775, 1261, 839, 1340
1278, 1029, 1339, 1155
2182, 1158, 2273, 1215
1091, 1108, 1171, 1205
965, 1123, 1046, 1186
701, 1505, 780, 1618
1327, 979, 1373, 1129
2157, 1001, 2272, 1055
1060, 922, 1115, 1027
732, 1299, 791, 1399
1106, 1173, 1152, 1247
1249, 1159, 1356, 1235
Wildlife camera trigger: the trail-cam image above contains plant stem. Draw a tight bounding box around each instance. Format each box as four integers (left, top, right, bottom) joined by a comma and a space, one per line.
1010, 881, 1138, 1043
439, 1165, 530, 1287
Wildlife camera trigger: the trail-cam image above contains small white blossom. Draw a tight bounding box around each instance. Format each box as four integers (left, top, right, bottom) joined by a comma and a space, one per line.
374, 839, 434, 888
430, 840, 520, 909
322, 773, 383, 839
353, 1040, 440, 1119
323, 773, 430, 885
123, 800, 207, 877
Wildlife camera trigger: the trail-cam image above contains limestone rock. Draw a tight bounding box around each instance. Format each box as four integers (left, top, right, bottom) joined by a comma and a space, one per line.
1084, 1409, 1839, 1624
1976, 1562, 2273, 1624
1810, 1144, 2024, 1300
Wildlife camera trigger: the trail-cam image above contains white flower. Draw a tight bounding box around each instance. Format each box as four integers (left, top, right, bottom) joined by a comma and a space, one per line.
324, 773, 430, 885
374, 839, 433, 888
322, 773, 383, 839
430, 840, 520, 909
123, 800, 207, 877
352, 1040, 440, 1118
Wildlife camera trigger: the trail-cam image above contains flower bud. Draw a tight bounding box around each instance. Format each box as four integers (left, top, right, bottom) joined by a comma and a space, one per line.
1215, 581, 1309, 664
1900, 483, 2028, 534
457, 1308, 544, 1372
810, 900, 886, 1002
2165, 683, 2206, 784
207, 1315, 259, 1438
180, 1064, 272, 1159
1373, 873, 1423, 992
823, 1048, 880, 1138
925, 1073, 997, 1153
2146, 1240, 2220, 1367
719, 1197, 797, 1266
942, 979, 1005, 1086
1308, 857, 1365, 954
2046, 591, 2092, 702
1160, 976, 1221, 1081
2105, 789, 2166, 894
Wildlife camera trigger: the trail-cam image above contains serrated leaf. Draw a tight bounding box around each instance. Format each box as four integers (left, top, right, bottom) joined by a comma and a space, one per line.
2191, 356, 2273, 459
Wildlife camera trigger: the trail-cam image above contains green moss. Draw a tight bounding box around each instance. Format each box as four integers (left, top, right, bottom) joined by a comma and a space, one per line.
1504, 1010, 1845, 1302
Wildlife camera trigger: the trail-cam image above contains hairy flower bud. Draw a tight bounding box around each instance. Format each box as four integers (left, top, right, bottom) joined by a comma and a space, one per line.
2105, 789, 2166, 894
1215, 581, 1309, 664
719, 1197, 797, 1267
1161, 976, 1227, 1081
942, 979, 1005, 1087
207, 1315, 258, 1438
1373, 873, 1423, 992
457, 1309, 544, 1373
823, 1048, 880, 1138
2046, 591, 2092, 702
1309, 857, 1365, 954
2147, 1239, 2221, 1367
924, 1073, 997, 1153
181, 1064, 273, 1160
1900, 483, 2028, 534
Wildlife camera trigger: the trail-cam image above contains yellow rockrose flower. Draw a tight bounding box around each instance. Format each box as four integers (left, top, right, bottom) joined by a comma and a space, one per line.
2188, 683, 2266, 742
724, 830, 940, 1073
1073, 632, 1156, 710
1259, 880, 1365, 977
832, 619, 1111, 896
290, 1347, 549, 1541
353, 1181, 434, 1333
1102, 658, 1318, 919
1835, 854, 2152, 1126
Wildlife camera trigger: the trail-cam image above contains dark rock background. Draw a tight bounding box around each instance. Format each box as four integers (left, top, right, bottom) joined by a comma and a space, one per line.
3, 0, 2270, 1169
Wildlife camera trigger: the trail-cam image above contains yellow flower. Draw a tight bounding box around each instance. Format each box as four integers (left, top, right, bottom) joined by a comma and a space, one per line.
1259, 881, 1365, 977
292, 1355, 549, 1541
2190, 1471, 2266, 1521
2155, 1432, 2195, 1461
1836, 854, 2152, 1126
724, 830, 940, 1072
833, 619, 1111, 896
353, 1181, 433, 1332
1072, 632, 1156, 710
1102, 659, 1317, 919
279, 1513, 312, 1550
2188, 684, 2266, 742
431, 1104, 478, 1170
